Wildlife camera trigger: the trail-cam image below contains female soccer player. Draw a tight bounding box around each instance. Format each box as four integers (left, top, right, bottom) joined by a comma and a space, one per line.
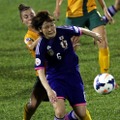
54, 0, 113, 74
32, 10, 102, 120
18, 4, 82, 120
18, 4, 48, 120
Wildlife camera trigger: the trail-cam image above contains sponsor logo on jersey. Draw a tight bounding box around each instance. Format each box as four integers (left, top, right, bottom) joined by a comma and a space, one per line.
35, 58, 41, 66
47, 45, 54, 56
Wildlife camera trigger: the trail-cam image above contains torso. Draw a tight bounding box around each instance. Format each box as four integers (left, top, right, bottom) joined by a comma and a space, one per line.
35, 26, 82, 75
66, 0, 97, 17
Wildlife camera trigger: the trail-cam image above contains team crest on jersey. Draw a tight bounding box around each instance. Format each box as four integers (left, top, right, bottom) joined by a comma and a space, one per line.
47, 45, 54, 56
35, 58, 41, 66
59, 36, 68, 49
25, 38, 34, 44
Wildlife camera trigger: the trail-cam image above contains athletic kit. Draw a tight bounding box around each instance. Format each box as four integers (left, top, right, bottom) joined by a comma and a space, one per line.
35, 26, 86, 106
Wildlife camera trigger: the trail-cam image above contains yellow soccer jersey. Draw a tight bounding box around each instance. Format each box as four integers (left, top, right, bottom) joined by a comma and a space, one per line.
24, 29, 39, 58
24, 29, 39, 76
66, 0, 97, 17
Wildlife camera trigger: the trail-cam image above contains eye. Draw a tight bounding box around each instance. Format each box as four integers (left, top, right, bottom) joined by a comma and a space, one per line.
51, 23, 55, 27
30, 13, 35, 18
24, 15, 28, 19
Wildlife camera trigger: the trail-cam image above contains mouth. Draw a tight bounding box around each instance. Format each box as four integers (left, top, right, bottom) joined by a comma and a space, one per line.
47, 32, 56, 39
48, 32, 55, 36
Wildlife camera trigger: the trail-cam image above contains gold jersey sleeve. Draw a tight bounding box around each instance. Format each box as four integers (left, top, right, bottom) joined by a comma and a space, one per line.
24, 29, 39, 58
24, 30, 39, 76
66, 0, 97, 17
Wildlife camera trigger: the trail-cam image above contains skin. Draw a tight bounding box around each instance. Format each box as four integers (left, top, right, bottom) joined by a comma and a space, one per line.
20, 8, 47, 119
37, 20, 102, 119
21, 8, 40, 50
53, 0, 113, 49
114, 0, 120, 10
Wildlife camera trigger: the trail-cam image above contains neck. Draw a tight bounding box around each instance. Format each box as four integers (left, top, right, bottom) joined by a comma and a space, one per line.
28, 27, 38, 33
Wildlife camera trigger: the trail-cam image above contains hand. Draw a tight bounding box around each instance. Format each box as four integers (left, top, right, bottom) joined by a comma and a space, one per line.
47, 90, 57, 104
103, 7, 114, 24
53, 8, 60, 21
53, 0, 63, 21
71, 36, 80, 50
93, 33, 102, 43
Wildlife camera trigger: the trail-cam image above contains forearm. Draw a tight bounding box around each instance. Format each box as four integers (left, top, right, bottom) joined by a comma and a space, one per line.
114, 0, 120, 10
80, 27, 102, 42
28, 37, 40, 50
55, 0, 62, 9
98, 0, 107, 9
37, 69, 52, 92
37, 69, 57, 103
80, 28, 96, 37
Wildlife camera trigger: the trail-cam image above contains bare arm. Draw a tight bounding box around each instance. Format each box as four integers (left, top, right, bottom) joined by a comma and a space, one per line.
37, 69, 57, 103
80, 27, 102, 42
98, 0, 114, 23
53, 0, 63, 20
27, 37, 40, 50
114, 0, 120, 11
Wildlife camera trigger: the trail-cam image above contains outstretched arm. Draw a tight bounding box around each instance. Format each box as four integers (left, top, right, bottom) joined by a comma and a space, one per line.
80, 27, 102, 43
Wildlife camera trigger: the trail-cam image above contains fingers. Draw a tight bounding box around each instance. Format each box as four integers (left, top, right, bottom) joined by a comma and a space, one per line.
53, 13, 59, 21
107, 14, 114, 24
71, 36, 79, 42
48, 90, 57, 104
104, 9, 114, 24
95, 33, 102, 43
49, 96, 57, 104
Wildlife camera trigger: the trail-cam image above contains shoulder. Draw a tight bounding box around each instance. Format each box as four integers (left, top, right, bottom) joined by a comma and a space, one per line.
36, 37, 47, 55
57, 26, 81, 35
37, 37, 47, 48
24, 30, 39, 44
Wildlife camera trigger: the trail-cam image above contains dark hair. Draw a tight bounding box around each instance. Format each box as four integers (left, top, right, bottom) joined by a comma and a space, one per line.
32, 10, 55, 31
18, 4, 31, 20
18, 3, 31, 12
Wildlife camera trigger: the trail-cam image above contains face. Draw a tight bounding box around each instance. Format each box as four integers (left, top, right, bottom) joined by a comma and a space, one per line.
21, 8, 35, 27
40, 21, 56, 39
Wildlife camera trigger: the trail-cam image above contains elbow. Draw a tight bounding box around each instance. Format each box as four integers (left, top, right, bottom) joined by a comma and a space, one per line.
28, 45, 36, 50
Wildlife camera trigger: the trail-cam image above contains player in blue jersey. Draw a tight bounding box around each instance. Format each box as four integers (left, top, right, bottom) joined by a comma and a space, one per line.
31, 11, 102, 120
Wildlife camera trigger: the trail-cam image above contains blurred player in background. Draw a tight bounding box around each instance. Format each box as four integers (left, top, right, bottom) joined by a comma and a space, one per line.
18, 4, 48, 120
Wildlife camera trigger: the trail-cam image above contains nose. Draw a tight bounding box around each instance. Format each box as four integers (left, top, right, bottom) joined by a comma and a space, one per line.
48, 26, 52, 31
28, 16, 32, 21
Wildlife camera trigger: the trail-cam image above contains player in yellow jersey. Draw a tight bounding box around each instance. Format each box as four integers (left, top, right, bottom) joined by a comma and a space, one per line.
54, 0, 113, 74
18, 4, 48, 120
18, 3, 82, 120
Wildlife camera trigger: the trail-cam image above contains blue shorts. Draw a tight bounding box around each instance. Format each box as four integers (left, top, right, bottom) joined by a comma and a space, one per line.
47, 70, 86, 106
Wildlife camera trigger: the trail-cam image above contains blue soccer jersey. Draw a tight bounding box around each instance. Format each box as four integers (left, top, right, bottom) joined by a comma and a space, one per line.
35, 26, 86, 106
35, 26, 82, 72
